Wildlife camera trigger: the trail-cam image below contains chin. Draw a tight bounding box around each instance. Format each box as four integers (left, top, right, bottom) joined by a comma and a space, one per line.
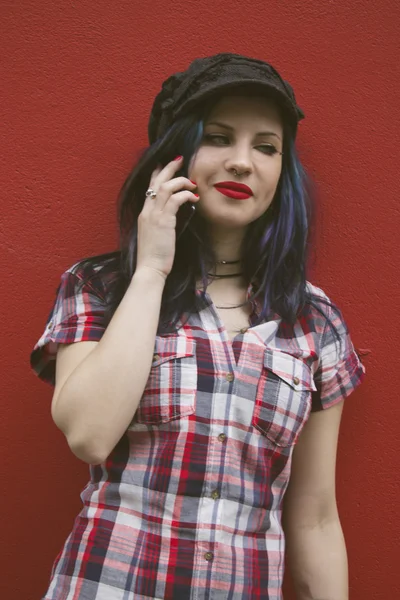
199, 204, 260, 229
205, 214, 253, 230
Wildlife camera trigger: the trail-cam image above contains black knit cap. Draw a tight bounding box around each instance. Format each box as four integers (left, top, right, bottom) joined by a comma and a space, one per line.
148, 52, 304, 144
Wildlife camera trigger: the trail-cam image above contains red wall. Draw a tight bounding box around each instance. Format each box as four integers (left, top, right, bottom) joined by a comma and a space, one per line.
1, 2, 398, 598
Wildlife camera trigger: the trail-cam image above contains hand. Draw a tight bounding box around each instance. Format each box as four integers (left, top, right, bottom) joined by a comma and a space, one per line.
136, 157, 199, 279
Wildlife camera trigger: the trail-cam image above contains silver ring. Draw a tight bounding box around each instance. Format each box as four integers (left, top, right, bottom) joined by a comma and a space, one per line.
145, 188, 157, 200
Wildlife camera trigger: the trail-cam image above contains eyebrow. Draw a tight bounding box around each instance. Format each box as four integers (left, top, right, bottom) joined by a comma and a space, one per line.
205, 121, 282, 141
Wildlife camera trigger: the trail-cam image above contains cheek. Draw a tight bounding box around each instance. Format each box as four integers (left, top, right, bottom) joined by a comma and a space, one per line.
188, 148, 217, 182
187, 155, 197, 179
263, 163, 282, 194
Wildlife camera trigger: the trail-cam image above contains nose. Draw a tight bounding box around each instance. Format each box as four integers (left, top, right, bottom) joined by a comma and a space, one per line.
225, 141, 252, 176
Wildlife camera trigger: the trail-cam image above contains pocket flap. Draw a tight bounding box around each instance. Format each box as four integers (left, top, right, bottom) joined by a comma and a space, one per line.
152, 335, 196, 367
133, 334, 197, 426
263, 349, 317, 392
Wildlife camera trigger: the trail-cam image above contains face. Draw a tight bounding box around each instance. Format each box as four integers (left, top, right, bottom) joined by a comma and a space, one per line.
189, 95, 283, 232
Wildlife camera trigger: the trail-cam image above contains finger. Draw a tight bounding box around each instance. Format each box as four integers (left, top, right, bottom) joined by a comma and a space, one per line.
143, 167, 163, 211
145, 159, 185, 211
162, 191, 199, 216
154, 177, 197, 210
148, 165, 163, 189
152, 156, 187, 189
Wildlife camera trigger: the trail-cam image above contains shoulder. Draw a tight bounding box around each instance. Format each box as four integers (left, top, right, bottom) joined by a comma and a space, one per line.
63, 251, 121, 301
303, 280, 343, 333
305, 280, 336, 307
30, 252, 121, 386
302, 281, 366, 409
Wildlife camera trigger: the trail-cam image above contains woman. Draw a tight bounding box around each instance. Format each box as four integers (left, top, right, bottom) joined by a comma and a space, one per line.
30, 53, 366, 600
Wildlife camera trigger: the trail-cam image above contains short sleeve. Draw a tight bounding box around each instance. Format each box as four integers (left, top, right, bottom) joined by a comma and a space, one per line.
30, 269, 107, 386
311, 300, 366, 412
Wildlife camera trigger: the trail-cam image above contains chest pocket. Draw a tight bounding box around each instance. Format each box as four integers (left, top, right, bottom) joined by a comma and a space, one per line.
134, 335, 197, 425
253, 349, 316, 447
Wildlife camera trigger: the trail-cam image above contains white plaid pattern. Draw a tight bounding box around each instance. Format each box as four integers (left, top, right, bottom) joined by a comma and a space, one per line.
30, 263, 366, 599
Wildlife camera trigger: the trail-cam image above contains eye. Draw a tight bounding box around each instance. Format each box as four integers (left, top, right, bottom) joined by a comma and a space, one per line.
203, 133, 230, 146
256, 144, 280, 156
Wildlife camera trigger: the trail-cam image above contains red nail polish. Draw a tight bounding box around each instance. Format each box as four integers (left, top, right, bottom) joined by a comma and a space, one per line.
190, 180, 197, 185
194, 193, 200, 198
174, 155, 183, 161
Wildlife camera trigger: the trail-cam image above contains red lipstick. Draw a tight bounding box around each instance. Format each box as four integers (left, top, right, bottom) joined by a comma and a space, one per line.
214, 181, 253, 200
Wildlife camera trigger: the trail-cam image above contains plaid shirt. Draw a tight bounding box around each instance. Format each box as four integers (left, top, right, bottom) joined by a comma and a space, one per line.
30, 260, 366, 600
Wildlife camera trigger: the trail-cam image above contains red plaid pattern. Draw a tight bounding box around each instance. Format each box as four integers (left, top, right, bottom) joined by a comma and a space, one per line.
30, 261, 366, 599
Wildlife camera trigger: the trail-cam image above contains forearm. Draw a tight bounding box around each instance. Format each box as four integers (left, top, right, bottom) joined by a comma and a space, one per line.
285, 517, 348, 600
54, 267, 165, 463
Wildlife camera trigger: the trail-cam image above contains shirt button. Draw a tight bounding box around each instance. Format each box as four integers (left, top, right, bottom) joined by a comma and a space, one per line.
293, 376, 300, 385
47, 321, 53, 329
218, 433, 227, 442
225, 372, 234, 382
204, 551, 214, 561
211, 489, 220, 500
153, 354, 160, 362
240, 327, 248, 334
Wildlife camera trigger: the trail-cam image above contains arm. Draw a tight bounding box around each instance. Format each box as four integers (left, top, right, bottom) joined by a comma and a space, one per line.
51, 158, 198, 465
52, 267, 165, 464
282, 401, 348, 600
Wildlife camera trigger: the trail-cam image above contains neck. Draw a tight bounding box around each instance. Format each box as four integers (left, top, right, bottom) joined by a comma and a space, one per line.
209, 225, 246, 276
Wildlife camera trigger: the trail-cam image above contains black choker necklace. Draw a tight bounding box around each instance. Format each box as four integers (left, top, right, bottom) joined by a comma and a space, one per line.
207, 272, 243, 279
215, 259, 241, 265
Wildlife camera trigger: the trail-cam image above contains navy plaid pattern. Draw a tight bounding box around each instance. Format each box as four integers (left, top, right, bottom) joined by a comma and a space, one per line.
30, 261, 366, 599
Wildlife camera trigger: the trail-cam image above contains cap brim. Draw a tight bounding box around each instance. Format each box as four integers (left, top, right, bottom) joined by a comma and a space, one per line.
175, 79, 301, 124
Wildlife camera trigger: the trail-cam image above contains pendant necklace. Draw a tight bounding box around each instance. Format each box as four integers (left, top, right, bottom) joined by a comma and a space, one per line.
215, 259, 240, 265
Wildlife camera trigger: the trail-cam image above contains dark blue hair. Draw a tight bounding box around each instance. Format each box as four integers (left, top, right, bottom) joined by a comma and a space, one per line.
75, 101, 341, 344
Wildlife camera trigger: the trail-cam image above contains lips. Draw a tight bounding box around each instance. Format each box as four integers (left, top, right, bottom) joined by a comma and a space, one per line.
214, 181, 253, 200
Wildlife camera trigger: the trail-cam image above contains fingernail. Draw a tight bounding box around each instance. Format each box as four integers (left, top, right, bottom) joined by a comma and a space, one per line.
190, 180, 197, 185
174, 155, 183, 161
194, 193, 200, 198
